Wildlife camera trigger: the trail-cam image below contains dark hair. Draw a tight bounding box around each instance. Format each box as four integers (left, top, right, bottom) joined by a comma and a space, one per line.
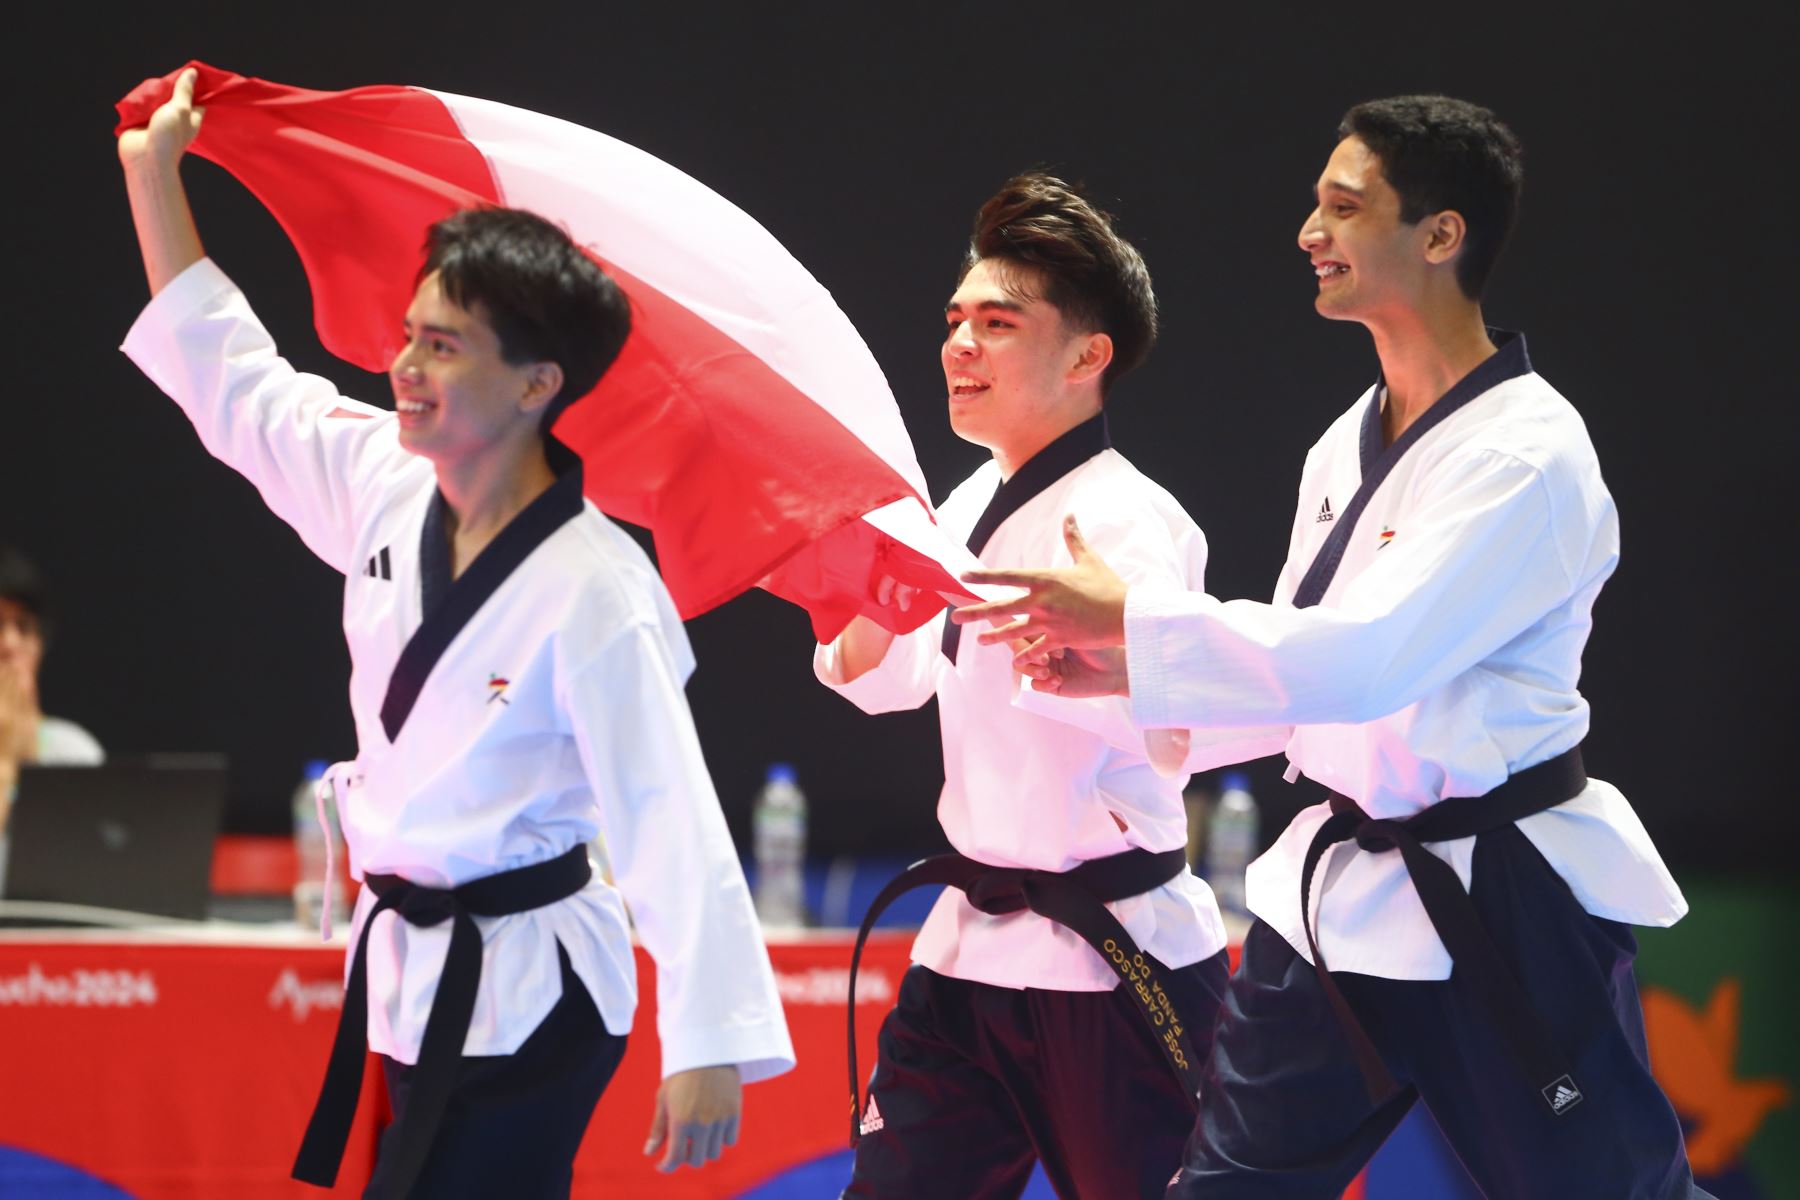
0, 547, 50, 642
960, 172, 1158, 396
1338, 96, 1524, 299
420, 208, 633, 436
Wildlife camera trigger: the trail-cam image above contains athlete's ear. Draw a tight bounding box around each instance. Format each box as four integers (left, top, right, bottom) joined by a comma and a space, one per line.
1422, 209, 1467, 267
519, 361, 564, 416
1067, 331, 1113, 387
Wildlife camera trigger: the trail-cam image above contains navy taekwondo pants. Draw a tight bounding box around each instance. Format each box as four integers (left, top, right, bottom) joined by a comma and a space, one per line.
845, 949, 1230, 1200
1168, 824, 1707, 1200
365, 942, 627, 1199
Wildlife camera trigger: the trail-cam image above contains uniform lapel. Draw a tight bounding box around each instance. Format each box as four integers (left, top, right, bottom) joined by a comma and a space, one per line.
379, 464, 587, 741
941, 412, 1112, 664
1291, 332, 1532, 609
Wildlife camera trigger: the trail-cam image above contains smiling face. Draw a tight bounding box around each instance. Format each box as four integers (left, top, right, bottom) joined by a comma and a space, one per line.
387, 272, 556, 465
1298, 136, 1436, 325
941, 258, 1108, 474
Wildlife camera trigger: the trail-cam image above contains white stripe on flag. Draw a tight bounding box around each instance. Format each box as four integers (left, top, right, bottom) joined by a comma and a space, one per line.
431, 90, 930, 501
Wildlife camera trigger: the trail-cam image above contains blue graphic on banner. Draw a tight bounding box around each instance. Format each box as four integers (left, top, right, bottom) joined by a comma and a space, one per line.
0, 1146, 134, 1198
1364, 1105, 1482, 1197
734, 1150, 1056, 1197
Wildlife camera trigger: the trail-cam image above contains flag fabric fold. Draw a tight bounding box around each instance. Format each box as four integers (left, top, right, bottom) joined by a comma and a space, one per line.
117, 62, 980, 639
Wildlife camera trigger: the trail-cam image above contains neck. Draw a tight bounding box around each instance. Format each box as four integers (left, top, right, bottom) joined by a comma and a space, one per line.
992, 396, 1102, 481
1366, 300, 1496, 446
435, 438, 557, 570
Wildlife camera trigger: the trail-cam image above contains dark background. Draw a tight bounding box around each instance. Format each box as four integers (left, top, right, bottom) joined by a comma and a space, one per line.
9, 4, 1792, 872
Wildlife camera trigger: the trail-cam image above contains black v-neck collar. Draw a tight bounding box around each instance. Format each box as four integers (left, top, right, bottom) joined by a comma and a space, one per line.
379, 464, 587, 741
941, 412, 1112, 663
1293, 331, 1531, 609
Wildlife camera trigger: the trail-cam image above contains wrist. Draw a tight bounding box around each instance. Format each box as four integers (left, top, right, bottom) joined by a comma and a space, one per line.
121, 145, 185, 178
833, 616, 896, 683
1107, 581, 1130, 644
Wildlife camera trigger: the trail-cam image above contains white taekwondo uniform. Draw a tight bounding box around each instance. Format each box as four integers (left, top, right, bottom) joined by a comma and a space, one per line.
1123, 332, 1686, 980
817, 417, 1288, 993
122, 258, 794, 1083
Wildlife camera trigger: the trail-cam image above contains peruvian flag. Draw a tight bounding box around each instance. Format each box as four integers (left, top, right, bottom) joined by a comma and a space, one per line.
115, 63, 981, 639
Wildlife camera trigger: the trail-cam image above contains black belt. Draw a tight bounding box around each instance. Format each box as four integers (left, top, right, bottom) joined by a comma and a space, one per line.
1300, 746, 1589, 1116
846, 846, 1198, 1146
292, 844, 592, 1196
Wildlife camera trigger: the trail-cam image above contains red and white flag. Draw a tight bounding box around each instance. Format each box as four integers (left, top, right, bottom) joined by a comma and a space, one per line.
116, 62, 981, 639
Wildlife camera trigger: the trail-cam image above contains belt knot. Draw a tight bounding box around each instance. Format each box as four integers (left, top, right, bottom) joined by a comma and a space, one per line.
391, 885, 457, 926
967, 868, 1029, 915
1353, 818, 1405, 854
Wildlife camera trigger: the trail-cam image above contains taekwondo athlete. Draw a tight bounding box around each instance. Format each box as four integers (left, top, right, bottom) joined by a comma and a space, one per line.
117, 69, 794, 1199
818, 173, 1286, 1199
955, 96, 1706, 1199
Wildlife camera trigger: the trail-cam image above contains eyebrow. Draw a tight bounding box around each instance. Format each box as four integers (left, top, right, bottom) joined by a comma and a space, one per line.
944, 298, 1029, 316
1316, 180, 1365, 199
402, 319, 466, 340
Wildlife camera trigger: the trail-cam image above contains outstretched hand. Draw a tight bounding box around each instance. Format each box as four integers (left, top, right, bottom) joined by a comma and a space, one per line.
952, 515, 1130, 650
117, 66, 204, 169
644, 1065, 741, 1173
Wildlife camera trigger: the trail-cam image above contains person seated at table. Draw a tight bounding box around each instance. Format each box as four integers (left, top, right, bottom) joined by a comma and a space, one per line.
0, 547, 104, 899
1, 547, 104, 832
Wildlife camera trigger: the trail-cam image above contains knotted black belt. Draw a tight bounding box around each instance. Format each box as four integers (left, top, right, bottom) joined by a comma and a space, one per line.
1300, 746, 1589, 1116
845, 846, 1199, 1145
292, 844, 592, 1195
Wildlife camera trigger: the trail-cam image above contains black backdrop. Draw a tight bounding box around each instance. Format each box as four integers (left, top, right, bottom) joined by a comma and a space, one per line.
9, 4, 1792, 871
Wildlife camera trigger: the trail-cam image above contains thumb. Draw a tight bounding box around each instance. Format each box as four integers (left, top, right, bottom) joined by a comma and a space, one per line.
1062, 514, 1092, 562
644, 1090, 669, 1156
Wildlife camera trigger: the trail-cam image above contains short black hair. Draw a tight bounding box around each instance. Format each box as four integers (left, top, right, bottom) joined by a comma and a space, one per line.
420, 208, 633, 436
1338, 96, 1524, 299
960, 172, 1158, 397
0, 547, 50, 642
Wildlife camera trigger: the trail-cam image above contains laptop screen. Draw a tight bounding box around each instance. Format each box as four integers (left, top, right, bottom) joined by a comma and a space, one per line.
3, 757, 227, 922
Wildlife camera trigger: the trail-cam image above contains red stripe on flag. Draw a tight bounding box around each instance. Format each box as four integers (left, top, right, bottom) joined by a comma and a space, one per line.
758, 505, 965, 642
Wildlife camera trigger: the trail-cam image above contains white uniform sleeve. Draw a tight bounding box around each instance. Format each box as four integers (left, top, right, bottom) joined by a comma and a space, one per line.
564, 622, 795, 1083
813, 615, 943, 713
119, 258, 408, 574
1127, 448, 1575, 729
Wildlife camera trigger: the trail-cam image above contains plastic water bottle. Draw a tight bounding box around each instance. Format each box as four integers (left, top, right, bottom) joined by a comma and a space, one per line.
752, 763, 808, 929
293, 760, 347, 932
1205, 771, 1259, 917
1182, 781, 1211, 872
